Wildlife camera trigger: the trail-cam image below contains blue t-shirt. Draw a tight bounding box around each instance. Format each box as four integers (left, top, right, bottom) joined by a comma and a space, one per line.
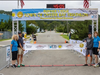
11, 40, 18, 52
93, 36, 100, 47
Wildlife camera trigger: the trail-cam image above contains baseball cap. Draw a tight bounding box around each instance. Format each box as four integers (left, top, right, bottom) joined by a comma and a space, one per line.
88, 32, 92, 35
18, 31, 22, 34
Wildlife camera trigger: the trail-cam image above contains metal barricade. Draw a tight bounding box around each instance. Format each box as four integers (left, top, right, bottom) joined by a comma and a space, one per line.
0, 43, 31, 71
0, 45, 10, 71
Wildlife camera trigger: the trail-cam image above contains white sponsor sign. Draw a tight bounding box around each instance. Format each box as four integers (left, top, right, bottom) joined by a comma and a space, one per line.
24, 39, 86, 56
6, 46, 10, 61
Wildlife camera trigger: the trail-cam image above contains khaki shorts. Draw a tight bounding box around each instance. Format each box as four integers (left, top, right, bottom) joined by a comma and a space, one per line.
18, 47, 24, 55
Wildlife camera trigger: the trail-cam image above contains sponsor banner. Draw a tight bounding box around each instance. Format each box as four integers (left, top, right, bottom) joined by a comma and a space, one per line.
69, 39, 83, 44
35, 44, 48, 50
25, 44, 35, 50
6, 46, 10, 61
64, 44, 74, 49
25, 43, 86, 50
24, 41, 86, 56
69, 39, 86, 56
23, 50, 29, 55
12, 8, 98, 21
48, 44, 66, 50
74, 48, 86, 56
73, 42, 86, 49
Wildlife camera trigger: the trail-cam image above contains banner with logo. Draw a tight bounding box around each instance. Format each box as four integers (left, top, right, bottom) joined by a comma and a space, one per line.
69, 39, 86, 56
6, 46, 10, 61
25, 44, 67, 50
25, 43, 86, 50
24, 40, 86, 56
12, 8, 98, 21
69, 39, 83, 44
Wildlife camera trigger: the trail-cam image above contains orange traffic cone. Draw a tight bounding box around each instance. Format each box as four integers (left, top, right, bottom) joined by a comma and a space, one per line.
34, 41, 36, 44
65, 40, 66, 43
88, 54, 90, 57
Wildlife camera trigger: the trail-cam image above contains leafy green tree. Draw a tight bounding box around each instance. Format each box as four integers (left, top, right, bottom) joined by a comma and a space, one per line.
98, 17, 100, 36
0, 22, 5, 31
0, 18, 24, 32
26, 22, 37, 34
69, 20, 92, 40
56, 25, 64, 32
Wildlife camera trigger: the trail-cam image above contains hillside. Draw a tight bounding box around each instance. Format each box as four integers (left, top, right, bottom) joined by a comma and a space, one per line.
0, 10, 12, 16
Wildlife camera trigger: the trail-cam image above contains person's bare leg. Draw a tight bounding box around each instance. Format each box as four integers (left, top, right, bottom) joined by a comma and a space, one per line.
95, 55, 98, 64
90, 56, 92, 66
20, 54, 23, 64
17, 55, 20, 65
12, 60, 15, 65
85, 55, 88, 64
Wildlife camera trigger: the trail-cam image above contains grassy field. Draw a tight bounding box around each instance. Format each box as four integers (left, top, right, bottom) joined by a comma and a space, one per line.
0, 39, 11, 42
60, 34, 69, 40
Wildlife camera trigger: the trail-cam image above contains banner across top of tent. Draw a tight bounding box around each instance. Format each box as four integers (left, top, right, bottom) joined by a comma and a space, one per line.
12, 8, 98, 21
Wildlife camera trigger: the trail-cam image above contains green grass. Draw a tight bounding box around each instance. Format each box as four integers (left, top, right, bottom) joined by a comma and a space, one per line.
56, 32, 63, 33
0, 39, 11, 41
60, 34, 69, 40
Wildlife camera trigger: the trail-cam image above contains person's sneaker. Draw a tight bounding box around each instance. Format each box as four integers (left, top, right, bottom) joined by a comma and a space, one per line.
11, 65, 16, 68
98, 63, 100, 67
14, 64, 16, 68
20, 64, 25, 66
83, 64, 88, 66
93, 64, 99, 68
17, 65, 20, 67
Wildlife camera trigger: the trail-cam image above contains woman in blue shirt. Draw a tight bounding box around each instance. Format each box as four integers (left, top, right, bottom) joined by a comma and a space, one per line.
93, 31, 100, 67
10, 35, 18, 68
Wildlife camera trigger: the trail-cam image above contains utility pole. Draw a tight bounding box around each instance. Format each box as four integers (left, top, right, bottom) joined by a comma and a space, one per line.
18, 0, 19, 9
67, 21, 68, 33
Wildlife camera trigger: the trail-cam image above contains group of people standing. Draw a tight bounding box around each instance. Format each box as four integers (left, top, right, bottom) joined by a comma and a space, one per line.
10, 31, 25, 68
84, 32, 100, 67
10, 32, 36, 68
10, 31, 100, 68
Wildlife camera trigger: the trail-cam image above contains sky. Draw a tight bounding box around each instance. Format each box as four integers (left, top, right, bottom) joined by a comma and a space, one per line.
0, 1, 100, 14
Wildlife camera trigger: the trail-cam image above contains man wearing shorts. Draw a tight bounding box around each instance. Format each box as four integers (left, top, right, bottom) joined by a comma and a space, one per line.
83, 32, 93, 66
17, 31, 25, 67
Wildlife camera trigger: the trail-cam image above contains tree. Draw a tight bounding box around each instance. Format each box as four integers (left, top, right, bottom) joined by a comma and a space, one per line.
56, 25, 64, 32
69, 20, 92, 40
0, 18, 24, 32
26, 22, 37, 34
98, 15, 100, 36
0, 22, 5, 31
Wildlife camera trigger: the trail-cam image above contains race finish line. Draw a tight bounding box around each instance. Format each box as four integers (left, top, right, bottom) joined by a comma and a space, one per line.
24, 41, 86, 56
17, 64, 94, 67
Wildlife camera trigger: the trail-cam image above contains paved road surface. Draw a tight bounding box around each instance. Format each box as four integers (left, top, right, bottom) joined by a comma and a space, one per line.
0, 40, 11, 46
0, 31, 100, 75
37, 31, 65, 44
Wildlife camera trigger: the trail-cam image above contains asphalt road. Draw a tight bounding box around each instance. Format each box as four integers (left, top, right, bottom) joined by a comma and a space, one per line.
0, 40, 11, 46
0, 31, 100, 75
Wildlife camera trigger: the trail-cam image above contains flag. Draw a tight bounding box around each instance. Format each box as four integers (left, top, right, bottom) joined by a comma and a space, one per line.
20, 0, 25, 8
83, 0, 89, 8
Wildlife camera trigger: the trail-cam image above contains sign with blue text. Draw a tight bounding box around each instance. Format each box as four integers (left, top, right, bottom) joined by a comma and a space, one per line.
12, 8, 98, 21
6, 46, 10, 61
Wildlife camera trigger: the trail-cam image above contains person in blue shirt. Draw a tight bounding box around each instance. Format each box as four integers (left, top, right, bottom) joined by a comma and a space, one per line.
93, 31, 100, 67
10, 35, 18, 68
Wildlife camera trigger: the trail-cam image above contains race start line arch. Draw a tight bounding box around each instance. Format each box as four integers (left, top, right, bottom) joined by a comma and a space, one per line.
12, 8, 98, 37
